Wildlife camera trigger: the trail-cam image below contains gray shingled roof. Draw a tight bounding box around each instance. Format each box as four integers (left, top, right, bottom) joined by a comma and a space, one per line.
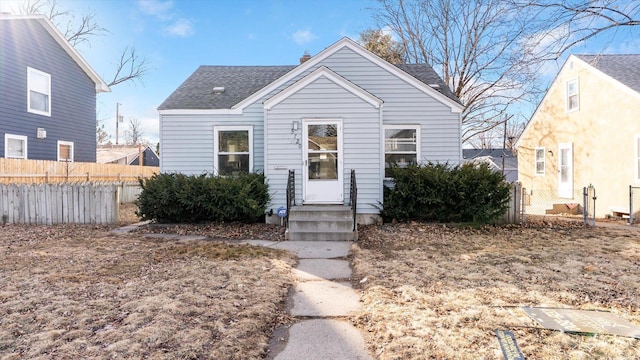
158, 63, 459, 110
576, 54, 640, 94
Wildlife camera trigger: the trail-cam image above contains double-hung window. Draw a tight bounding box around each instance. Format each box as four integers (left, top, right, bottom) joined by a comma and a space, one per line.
214, 126, 253, 175
27, 67, 51, 116
5, 134, 28, 159
566, 79, 579, 112
535, 147, 545, 175
57, 141, 74, 162
384, 125, 420, 178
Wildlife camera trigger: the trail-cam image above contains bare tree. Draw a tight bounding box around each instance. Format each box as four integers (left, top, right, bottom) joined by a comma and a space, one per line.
124, 117, 147, 145
18, 0, 149, 87
96, 120, 111, 144
516, 0, 640, 59
359, 28, 406, 64
374, 0, 551, 144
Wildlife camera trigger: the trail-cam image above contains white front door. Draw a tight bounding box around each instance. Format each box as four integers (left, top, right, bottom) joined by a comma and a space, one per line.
303, 119, 343, 203
558, 143, 573, 198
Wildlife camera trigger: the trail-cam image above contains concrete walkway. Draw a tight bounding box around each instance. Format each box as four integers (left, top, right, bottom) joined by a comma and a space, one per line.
113, 223, 373, 359
243, 241, 373, 360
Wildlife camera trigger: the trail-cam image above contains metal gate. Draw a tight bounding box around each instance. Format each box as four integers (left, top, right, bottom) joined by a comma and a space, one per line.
583, 184, 596, 226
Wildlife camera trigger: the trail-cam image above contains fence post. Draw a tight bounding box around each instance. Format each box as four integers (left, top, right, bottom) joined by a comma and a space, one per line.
583, 186, 587, 224
45, 171, 50, 184
521, 187, 527, 223
630, 185, 634, 225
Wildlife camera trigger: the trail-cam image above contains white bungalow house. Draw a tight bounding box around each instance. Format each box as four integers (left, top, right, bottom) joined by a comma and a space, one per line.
158, 37, 463, 239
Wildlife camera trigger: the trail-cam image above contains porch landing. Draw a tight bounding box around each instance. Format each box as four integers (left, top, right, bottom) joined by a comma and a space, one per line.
286, 205, 357, 241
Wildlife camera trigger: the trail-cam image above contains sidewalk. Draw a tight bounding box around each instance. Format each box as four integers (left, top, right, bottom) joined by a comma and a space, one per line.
244, 241, 373, 360
112, 224, 373, 359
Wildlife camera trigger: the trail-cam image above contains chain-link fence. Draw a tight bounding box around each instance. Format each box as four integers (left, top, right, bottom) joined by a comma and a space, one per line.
521, 187, 585, 217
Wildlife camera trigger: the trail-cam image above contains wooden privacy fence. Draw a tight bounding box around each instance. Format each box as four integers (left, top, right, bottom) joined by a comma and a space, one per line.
501, 182, 523, 224
1, 183, 119, 225
0, 158, 158, 184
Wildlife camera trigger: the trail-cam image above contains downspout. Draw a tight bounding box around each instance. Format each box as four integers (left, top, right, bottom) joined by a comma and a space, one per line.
378, 102, 384, 210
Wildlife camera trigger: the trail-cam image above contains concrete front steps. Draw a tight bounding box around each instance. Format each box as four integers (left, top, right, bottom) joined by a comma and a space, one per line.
286, 205, 357, 241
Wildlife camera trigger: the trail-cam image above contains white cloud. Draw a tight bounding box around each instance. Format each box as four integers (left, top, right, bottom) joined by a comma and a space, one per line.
292, 29, 317, 45
164, 18, 194, 38
137, 0, 174, 20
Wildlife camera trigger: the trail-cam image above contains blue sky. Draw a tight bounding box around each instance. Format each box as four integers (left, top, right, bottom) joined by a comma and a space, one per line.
2, 0, 379, 145
2, 0, 638, 146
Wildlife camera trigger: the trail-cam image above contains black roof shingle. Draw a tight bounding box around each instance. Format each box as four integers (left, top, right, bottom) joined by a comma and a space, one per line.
158, 63, 459, 110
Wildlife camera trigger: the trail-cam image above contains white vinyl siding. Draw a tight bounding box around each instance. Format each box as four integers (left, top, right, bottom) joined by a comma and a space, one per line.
5, 134, 28, 159
160, 44, 461, 216
265, 75, 381, 213
213, 126, 253, 175
27, 67, 51, 116
384, 125, 420, 178
57, 141, 74, 162
535, 147, 545, 175
566, 78, 579, 112
160, 113, 263, 175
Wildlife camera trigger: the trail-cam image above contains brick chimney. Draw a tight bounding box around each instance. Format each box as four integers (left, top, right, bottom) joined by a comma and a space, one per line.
299, 52, 311, 64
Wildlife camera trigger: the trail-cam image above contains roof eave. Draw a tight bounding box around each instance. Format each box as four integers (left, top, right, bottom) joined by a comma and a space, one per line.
2, 15, 112, 93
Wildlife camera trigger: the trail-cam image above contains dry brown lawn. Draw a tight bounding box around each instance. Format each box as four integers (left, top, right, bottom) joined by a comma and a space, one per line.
352, 219, 640, 359
0, 207, 295, 359
7, 203, 639, 359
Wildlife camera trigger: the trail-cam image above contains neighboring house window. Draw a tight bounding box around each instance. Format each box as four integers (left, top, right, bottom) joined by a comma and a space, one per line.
57, 141, 74, 162
214, 126, 253, 175
535, 147, 545, 175
566, 78, 579, 112
5, 134, 28, 159
27, 67, 51, 116
384, 125, 420, 178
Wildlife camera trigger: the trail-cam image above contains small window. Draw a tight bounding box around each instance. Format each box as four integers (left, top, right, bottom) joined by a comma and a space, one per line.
57, 141, 74, 162
384, 125, 420, 178
27, 67, 51, 116
566, 79, 579, 112
5, 134, 28, 159
214, 126, 253, 176
535, 147, 545, 175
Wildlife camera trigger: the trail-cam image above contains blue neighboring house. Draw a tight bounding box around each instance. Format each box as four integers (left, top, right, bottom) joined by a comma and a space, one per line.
0, 14, 110, 163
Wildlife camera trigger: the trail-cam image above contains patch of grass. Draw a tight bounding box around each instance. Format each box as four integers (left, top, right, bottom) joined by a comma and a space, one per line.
0, 224, 295, 360
353, 221, 640, 359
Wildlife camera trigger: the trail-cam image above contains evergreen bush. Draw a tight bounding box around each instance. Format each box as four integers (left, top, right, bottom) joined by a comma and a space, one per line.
382, 163, 511, 223
135, 173, 269, 223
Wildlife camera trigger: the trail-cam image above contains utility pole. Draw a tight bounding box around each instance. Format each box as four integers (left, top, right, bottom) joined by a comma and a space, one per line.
115, 103, 123, 145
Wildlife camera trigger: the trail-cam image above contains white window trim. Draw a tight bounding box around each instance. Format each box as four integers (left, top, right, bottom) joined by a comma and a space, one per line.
383, 124, 421, 179
27, 67, 52, 117
566, 78, 579, 113
535, 147, 545, 176
213, 125, 253, 176
5, 134, 28, 159
57, 140, 74, 162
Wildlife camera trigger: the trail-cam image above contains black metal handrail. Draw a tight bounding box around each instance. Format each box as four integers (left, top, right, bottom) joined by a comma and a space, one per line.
349, 169, 357, 231
286, 169, 295, 228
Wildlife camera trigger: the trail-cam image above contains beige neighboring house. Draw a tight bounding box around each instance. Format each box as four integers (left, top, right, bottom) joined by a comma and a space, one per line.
517, 54, 640, 218
97, 144, 160, 167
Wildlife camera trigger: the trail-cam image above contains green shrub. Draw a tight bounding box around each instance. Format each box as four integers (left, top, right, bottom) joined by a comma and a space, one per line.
135, 172, 269, 223
382, 163, 511, 224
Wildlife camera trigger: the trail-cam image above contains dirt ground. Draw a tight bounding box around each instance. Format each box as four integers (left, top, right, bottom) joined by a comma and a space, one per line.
352, 219, 640, 360
3, 204, 639, 359
0, 204, 295, 359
